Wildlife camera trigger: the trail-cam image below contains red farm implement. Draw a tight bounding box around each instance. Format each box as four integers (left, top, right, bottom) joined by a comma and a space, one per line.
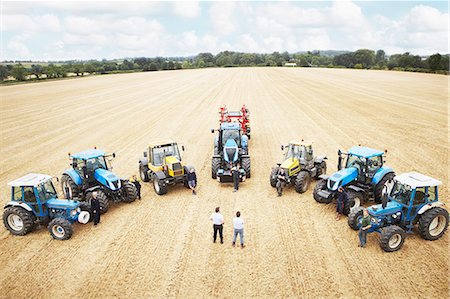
218, 105, 251, 139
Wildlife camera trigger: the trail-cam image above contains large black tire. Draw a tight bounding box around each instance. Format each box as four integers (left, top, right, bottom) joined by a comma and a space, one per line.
121, 180, 137, 203
48, 218, 73, 241
3, 207, 35, 236
295, 171, 311, 193
348, 207, 364, 230
61, 174, 80, 199
211, 158, 221, 179
344, 190, 364, 216
79, 202, 92, 222
313, 179, 332, 203
380, 225, 406, 252
153, 176, 168, 195
270, 167, 279, 188
418, 207, 449, 241
242, 157, 251, 178
139, 164, 150, 182
374, 172, 395, 203
87, 190, 109, 214
316, 161, 327, 178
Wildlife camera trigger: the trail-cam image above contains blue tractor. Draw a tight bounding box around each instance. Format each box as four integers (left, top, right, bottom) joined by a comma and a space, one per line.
61, 149, 137, 213
211, 122, 250, 183
2, 173, 90, 240
313, 146, 395, 215
348, 172, 449, 252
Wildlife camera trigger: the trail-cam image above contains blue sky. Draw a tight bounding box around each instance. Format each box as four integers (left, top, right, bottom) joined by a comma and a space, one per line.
1, 1, 448, 61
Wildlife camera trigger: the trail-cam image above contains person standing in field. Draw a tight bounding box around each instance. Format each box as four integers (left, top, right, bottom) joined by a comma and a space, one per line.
210, 207, 224, 244
336, 187, 348, 220
232, 211, 245, 248
186, 168, 197, 195
359, 208, 372, 248
232, 164, 241, 192
130, 175, 141, 200
91, 191, 101, 226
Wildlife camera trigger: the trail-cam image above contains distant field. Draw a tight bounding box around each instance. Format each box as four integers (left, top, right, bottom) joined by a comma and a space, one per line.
0, 68, 448, 298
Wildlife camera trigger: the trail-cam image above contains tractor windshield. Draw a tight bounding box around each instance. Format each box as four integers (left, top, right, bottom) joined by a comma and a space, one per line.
85, 156, 108, 171
153, 144, 181, 166
222, 129, 241, 146
285, 145, 305, 160
37, 180, 57, 201
389, 182, 412, 205
346, 155, 366, 171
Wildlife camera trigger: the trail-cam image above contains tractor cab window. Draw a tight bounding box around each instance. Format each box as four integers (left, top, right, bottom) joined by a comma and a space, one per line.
286, 145, 305, 160
23, 186, 37, 203
222, 130, 241, 146
427, 186, 437, 202
367, 156, 382, 172
73, 158, 85, 172
12, 187, 22, 201
152, 145, 181, 166
413, 187, 427, 205
390, 182, 412, 205
85, 157, 107, 171
305, 145, 313, 161
37, 180, 57, 201
346, 155, 366, 171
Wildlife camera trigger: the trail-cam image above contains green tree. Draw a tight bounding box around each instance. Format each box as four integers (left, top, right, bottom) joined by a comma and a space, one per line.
31, 64, 44, 79
0, 65, 10, 81
352, 49, 375, 68
375, 49, 387, 67
181, 61, 192, 69
11, 64, 27, 81
427, 53, 442, 71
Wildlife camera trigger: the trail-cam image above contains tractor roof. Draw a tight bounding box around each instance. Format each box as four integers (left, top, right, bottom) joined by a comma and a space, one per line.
220, 122, 240, 130
8, 173, 52, 187
290, 140, 312, 146
348, 146, 384, 158
71, 149, 106, 160
149, 139, 177, 148
394, 172, 442, 188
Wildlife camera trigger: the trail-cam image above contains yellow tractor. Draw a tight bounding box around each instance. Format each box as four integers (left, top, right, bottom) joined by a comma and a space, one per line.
139, 139, 193, 195
270, 141, 327, 194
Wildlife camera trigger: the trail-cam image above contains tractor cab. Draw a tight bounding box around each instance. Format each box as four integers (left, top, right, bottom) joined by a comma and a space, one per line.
338, 146, 385, 185
145, 139, 184, 178
280, 141, 314, 177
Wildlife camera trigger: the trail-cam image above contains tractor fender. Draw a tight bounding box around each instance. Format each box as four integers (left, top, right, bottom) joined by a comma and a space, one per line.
418, 202, 446, 215
183, 165, 194, 173
314, 156, 327, 164
154, 170, 167, 180
241, 135, 248, 149
241, 154, 250, 159
318, 174, 329, 180
212, 154, 221, 159
372, 167, 394, 185
63, 169, 82, 186
4, 201, 33, 212
346, 185, 366, 193
139, 157, 148, 166
86, 186, 102, 193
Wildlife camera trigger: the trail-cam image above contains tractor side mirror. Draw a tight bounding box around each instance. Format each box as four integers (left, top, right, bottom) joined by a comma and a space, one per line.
181, 145, 185, 151
72, 162, 78, 168
211, 129, 215, 133
281, 145, 284, 151
112, 153, 116, 158
143, 151, 147, 158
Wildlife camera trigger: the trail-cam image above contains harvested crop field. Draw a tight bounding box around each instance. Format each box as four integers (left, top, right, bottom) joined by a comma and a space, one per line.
0, 67, 448, 298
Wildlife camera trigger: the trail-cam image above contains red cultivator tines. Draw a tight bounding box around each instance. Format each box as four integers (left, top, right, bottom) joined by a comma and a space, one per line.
218, 104, 251, 139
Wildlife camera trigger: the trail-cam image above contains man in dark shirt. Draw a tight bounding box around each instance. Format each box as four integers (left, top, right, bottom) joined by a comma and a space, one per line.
232, 164, 241, 192
91, 191, 101, 226
336, 187, 348, 220
359, 208, 372, 248
276, 168, 287, 197
186, 168, 197, 195
130, 175, 141, 199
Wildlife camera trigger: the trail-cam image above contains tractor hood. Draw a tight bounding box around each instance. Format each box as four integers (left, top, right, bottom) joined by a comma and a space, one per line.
327, 167, 358, 191
165, 155, 181, 165
94, 168, 121, 191
368, 201, 403, 217
47, 198, 80, 210
223, 139, 239, 163
281, 157, 298, 169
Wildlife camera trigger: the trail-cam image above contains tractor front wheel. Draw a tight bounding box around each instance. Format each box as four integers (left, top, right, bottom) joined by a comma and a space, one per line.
153, 176, 168, 195
61, 174, 79, 199
348, 207, 364, 230
418, 207, 449, 241
380, 225, 405, 252
316, 161, 327, 178
48, 218, 73, 241
270, 167, 279, 188
211, 158, 221, 179
87, 190, 109, 214
242, 157, 251, 178
139, 164, 150, 182
122, 181, 137, 203
313, 179, 331, 203
344, 190, 364, 215
3, 207, 35, 236
295, 171, 311, 193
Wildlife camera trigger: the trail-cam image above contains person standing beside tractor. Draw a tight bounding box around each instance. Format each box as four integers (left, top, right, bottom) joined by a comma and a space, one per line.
232, 211, 245, 248
210, 207, 224, 244
358, 208, 372, 248
91, 191, 101, 226
130, 175, 141, 200
336, 187, 348, 220
187, 168, 197, 195
232, 164, 241, 192
276, 168, 288, 197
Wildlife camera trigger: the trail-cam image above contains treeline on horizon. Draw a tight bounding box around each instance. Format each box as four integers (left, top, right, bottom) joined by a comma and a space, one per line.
1, 49, 449, 83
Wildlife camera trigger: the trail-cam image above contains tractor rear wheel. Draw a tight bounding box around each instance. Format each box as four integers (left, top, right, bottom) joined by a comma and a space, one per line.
87, 190, 109, 214
344, 190, 364, 216
48, 218, 73, 240
242, 157, 251, 178
211, 158, 221, 179
139, 164, 150, 182
295, 171, 311, 193
380, 225, 405, 252
270, 167, 279, 188
3, 207, 35, 236
61, 174, 79, 199
316, 161, 327, 178
153, 176, 168, 195
313, 179, 331, 203
374, 172, 395, 203
121, 181, 137, 203
418, 207, 449, 241
348, 207, 364, 230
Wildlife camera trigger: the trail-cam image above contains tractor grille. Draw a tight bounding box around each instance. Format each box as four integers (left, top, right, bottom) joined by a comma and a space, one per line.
112, 180, 120, 189
225, 148, 236, 160
172, 162, 182, 170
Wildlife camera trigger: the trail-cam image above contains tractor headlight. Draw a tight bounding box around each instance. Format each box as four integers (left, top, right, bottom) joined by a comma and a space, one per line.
77, 207, 81, 213
70, 209, 78, 216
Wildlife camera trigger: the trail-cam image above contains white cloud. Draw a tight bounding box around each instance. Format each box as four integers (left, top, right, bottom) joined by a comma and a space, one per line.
173, 2, 201, 19
7, 34, 32, 59
209, 2, 237, 36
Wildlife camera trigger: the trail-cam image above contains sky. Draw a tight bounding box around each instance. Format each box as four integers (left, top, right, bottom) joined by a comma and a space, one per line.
1, 0, 448, 61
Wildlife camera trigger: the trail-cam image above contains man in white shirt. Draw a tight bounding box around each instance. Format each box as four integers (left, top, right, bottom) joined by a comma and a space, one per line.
232, 211, 245, 248
210, 207, 224, 244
